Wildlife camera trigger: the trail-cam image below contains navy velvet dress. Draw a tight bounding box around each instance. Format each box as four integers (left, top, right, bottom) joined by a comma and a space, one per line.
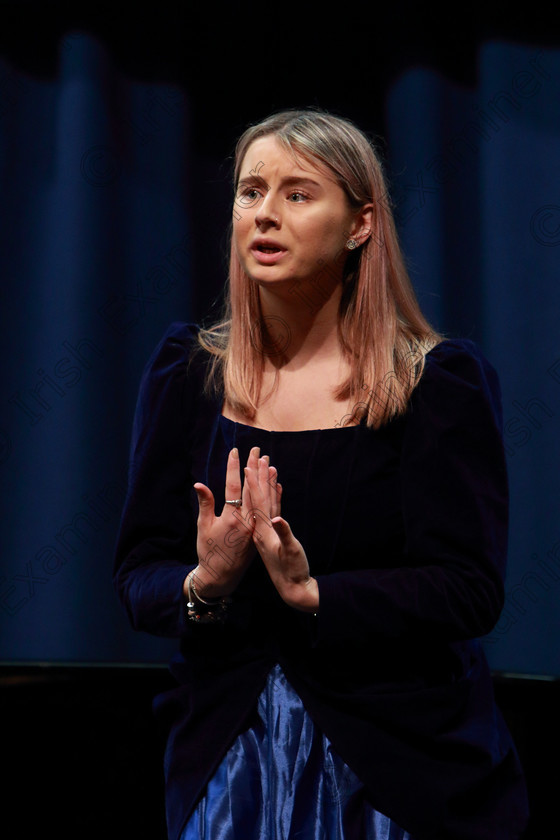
181, 664, 414, 840
180, 406, 416, 840
114, 323, 529, 840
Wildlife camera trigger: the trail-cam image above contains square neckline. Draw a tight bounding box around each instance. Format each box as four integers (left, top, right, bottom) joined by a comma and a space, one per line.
219, 412, 364, 435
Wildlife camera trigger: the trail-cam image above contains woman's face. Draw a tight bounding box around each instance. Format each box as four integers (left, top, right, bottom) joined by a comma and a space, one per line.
233, 135, 369, 298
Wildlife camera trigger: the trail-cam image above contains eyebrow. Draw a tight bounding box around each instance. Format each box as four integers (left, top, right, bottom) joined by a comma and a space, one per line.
237, 175, 322, 190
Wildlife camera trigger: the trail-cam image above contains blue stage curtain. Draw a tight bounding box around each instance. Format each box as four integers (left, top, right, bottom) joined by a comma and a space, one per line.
385, 42, 560, 676
0, 31, 192, 663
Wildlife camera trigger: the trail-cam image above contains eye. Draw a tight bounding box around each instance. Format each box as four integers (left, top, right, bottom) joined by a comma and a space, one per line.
287, 191, 308, 202
236, 186, 262, 208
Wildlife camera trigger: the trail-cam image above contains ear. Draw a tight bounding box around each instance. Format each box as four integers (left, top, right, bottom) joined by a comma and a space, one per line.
348, 203, 374, 247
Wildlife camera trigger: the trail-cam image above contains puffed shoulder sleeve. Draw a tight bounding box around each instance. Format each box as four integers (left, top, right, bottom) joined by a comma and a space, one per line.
315, 339, 509, 643
113, 322, 201, 637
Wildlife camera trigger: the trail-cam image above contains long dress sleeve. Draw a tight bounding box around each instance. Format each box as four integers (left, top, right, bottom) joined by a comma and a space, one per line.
315, 339, 509, 644
113, 322, 200, 638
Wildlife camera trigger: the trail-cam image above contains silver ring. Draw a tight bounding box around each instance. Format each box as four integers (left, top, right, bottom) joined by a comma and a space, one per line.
225, 499, 243, 507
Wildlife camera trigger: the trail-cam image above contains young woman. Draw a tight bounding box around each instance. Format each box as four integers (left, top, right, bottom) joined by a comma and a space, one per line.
114, 109, 529, 839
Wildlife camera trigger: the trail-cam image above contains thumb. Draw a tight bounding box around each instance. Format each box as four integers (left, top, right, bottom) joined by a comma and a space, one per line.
194, 482, 215, 526
271, 517, 292, 541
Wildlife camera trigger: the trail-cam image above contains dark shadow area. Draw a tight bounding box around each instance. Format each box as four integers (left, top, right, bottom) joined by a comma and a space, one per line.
2, 666, 556, 838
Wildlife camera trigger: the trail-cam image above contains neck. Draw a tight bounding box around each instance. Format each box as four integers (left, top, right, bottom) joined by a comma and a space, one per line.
258, 281, 345, 369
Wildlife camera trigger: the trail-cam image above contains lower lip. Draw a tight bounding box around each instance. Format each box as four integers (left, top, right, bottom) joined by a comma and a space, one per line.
250, 248, 287, 265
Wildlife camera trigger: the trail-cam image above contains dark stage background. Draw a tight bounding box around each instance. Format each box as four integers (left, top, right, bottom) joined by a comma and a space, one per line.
1, 3, 558, 837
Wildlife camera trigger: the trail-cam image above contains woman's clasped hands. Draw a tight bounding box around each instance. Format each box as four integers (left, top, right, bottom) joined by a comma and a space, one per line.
184, 446, 319, 613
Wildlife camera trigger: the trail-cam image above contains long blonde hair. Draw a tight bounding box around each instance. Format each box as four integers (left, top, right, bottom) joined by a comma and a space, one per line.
198, 108, 441, 428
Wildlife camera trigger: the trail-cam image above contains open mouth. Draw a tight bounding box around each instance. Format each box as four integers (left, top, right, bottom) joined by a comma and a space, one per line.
251, 242, 287, 264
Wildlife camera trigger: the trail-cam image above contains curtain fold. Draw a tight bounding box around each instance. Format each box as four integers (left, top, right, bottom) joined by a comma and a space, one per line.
0, 32, 191, 663
386, 42, 560, 676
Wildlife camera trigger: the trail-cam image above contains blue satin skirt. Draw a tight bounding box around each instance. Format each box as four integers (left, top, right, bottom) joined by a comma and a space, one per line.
181, 664, 414, 840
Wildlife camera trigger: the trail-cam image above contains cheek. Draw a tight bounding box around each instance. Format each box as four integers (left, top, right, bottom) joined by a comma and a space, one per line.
318, 219, 349, 259
315, 207, 350, 241
232, 217, 249, 251
231, 224, 245, 266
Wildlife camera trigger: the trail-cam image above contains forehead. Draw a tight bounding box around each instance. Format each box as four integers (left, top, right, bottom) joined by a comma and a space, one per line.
238, 135, 331, 181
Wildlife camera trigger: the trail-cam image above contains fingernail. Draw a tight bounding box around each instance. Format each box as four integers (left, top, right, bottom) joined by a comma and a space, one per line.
231, 447, 239, 459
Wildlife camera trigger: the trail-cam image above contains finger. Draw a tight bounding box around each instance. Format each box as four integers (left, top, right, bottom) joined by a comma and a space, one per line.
243, 464, 259, 505
223, 448, 243, 513
268, 466, 281, 519
258, 456, 272, 515
244, 464, 270, 532
272, 480, 282, 520
241, 446, 260, 513
244, 456, 266, 506
242, 447, 260, 494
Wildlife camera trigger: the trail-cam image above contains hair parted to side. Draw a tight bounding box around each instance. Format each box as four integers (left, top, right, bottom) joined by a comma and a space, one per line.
198, 108, 442, 428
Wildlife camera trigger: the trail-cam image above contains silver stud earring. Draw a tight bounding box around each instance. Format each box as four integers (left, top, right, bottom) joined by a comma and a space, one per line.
346, 238, 358, 250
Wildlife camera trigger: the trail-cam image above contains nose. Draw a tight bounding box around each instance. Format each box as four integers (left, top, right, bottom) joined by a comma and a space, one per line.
254, 191, 281, 229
